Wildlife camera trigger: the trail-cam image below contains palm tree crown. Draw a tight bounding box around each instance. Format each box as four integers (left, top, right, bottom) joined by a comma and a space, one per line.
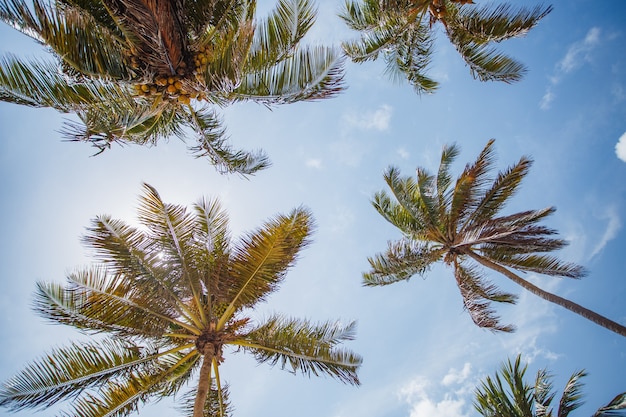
474, 355, 626, 417
0, 0, 345, 174
365, 139, 626, 336
339, 0, 552, 93
0, 184, 361, 417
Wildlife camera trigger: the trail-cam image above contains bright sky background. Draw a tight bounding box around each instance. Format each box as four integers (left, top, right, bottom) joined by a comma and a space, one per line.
1, 1, 625, 416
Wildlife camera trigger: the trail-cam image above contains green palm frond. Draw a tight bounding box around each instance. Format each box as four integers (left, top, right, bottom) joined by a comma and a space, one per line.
371, 189, 423, 236
62, 350, 197, 417
384, 23, 437, 93
456, 4, 553, 43
34, 267, 197, 337
474, 355, 533, 417
0, 338, 162, 411
483, 253, 586, 278
446, 28, 527, 83
380, 166, 427, 231
184, 105, 271, 175
135, 183, 207, 325
0, 55, 131, 110
246, 0, 316, 69
341, 14, 407, 63
454, 261, 516, 332
218, 207, 313, 328
234, 45, 346, 104
238, 315, 361, 385
557, 370, 587, 417
363, 239, 442, 286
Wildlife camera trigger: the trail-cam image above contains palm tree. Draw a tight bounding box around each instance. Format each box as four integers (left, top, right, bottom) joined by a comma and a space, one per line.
339, 0, 552, 94
474, 355, 626, 417
0, 184, 362, 417
364, 139, 626, 336
0, 0, 345, 175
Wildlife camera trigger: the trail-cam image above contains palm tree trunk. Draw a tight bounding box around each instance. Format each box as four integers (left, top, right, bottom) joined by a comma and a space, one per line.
465, 250, 626, 337
193, 351, 214, 417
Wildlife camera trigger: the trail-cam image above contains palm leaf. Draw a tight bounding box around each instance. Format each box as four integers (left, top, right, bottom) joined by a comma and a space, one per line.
184, 105, 271, 175
217, 207, 313, 328
557, 370, 587, 417
454, 261, 516, 332
363, 239, 442, 286
237, 315, 361, 385
534, 368, 556, 417
0, 339, 164, 411
246, 0, 316, 70
234, 45, 346, 104
594, 393, 626, 417
456, 3, 553, 43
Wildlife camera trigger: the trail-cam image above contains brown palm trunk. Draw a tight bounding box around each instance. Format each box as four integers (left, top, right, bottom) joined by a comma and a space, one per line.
193, 351, 214, 417
465, 250, 626, 337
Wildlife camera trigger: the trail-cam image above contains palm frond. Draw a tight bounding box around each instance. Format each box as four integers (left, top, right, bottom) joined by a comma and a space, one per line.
34, 267, 198, 337
0, 338, 162, 411
380, 165, 429, 232
557, 370, 587, 417
341, 14, 406, 63
234, 45, 346, 104
363, 239, 442, 286
474, 355, 533, 417
594, 392, 626, 417
534, 368, 556, 417
176, 381, 232, 417
371, 189, 423, 237
456, 4, 553, 43
454, 261, 516, 332
237, 315, 361, 385
81, 215, 199, 324
483, 253, 586, 279
136, 183, 208, 325
246, 0, 316, 70
384, 22, 437, 93
446, 28, 526, 83
184, 105, 271, 175
217, 207, 313, 328
61, 349, 197, 417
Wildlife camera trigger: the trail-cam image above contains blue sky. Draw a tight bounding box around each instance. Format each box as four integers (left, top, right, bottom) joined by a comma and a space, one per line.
0, 1, 625, 416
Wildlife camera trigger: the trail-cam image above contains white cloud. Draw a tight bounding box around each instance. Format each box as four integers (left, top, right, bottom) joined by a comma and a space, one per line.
590, 205, 622, 259
399, 377, 470, 417
397, 147, 410, 160
539, 89, 554, 110
441, 363, 471, 386
616, 131, 626, 162
540, 27, 601, 110
558, 27, 601, 73
343, 104, 393, 131
305, 158, 322, 169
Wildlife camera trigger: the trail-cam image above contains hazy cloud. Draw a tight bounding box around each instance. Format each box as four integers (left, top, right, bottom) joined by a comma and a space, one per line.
306, 158, 322, 169
590, 205, 622, 259
616, 131, 626, 162
397, 147, 410, 160
540, 27, 601, 110
343, 104, 393, 131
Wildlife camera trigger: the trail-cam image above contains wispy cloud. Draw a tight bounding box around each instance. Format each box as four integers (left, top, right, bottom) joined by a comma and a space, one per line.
397, 147, 410, 160
343, 104, 393, 131
590, 205, 622, 260
540, 27, 601, 110
616, 131, 626, 162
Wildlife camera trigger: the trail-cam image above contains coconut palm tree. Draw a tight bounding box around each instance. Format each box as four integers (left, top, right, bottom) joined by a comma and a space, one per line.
339, 0, 552, 94
0, 0, 345, 174
0, 184, 362, 417
474, 355, 626, 417
364, 139, 626, 336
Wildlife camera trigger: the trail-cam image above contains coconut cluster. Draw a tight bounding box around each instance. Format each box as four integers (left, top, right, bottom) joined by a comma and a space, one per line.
132, 47, 213, 104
